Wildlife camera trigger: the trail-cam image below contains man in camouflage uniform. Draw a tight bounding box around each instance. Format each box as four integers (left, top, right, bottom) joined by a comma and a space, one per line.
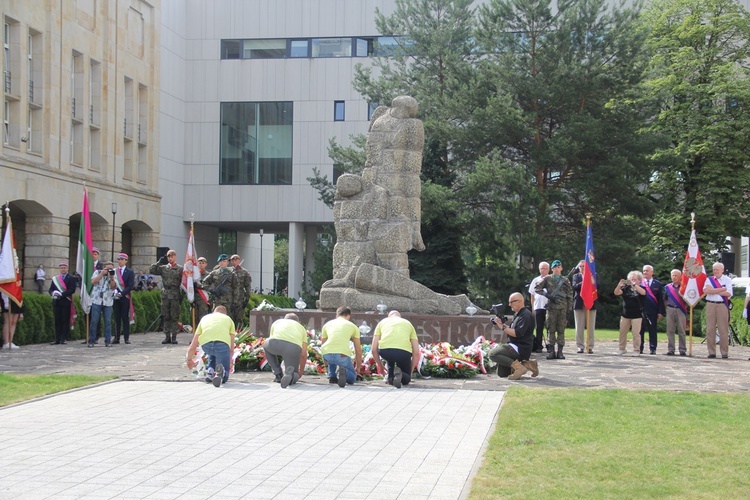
202, 254, 238, 316
230, 254, 252, 327
192, 256, 212, 326
150, 249, 185, 345
535, 259, 573, 360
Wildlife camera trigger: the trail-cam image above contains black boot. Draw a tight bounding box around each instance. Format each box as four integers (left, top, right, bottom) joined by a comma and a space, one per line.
171, 333, 178, 344
162, 333, 171, 345
546, 345, 557, 360
557, 345, 565, 360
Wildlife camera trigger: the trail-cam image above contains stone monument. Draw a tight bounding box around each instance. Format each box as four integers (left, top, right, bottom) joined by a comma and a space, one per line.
318, 96, 477, 315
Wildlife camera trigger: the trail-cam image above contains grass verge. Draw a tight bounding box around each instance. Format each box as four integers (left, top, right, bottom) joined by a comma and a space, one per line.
470, 387, 750, 498
0, 373, 115, 407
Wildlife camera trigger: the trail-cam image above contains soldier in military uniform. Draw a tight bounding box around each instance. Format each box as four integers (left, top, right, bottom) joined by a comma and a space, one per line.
230, 254, 252, 327
150, 249, 185, 345
535, 259, 573, 359
202, 254, 238, 315
193, 256, 212, 325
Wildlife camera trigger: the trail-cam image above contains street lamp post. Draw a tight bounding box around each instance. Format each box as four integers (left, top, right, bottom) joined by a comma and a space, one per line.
274, 272, 279, 296
259, 229, 264, 294
111, 202, 118, 261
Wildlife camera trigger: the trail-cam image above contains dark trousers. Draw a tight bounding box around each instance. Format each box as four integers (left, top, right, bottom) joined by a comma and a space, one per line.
264, 338, 302, 377
52, 300, 71, 343
378, 348, 413, 385
113, 297, 131, 342
534, 309, 545, 351
489, 344, 519, 378
639, 312, 658, 352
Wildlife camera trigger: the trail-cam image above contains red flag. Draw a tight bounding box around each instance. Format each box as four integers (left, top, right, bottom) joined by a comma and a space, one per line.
0, 208, 23, 306
581, 221, 597, 310
680, 229, 706, 307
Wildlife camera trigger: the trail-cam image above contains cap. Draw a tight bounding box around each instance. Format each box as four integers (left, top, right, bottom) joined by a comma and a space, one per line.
217, 253, 229, 262
92, 247, 100, 254
59, 261, 69, 267
551, 260, 562, 268
197, 257, 207, 263
117, 253, 129, 260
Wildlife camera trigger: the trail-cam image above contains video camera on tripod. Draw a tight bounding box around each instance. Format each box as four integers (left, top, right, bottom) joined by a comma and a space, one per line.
489, 302, 508, 325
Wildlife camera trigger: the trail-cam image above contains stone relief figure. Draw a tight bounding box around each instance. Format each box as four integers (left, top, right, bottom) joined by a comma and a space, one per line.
319, 96, 476, 315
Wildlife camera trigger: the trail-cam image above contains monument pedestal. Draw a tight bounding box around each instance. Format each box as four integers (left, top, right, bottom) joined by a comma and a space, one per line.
248, 310, 506, 346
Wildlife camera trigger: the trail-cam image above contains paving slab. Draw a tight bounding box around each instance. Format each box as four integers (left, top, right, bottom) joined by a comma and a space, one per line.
0, 380, 504, 500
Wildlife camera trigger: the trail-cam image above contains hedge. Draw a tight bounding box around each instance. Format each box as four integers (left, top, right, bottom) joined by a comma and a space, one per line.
0, 291, 298, 346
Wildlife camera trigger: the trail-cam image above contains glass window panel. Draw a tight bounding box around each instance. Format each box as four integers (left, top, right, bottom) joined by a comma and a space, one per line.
243, 39, 286, 59
368, 102, 379, 121
334, 101, 345, 121
290, 40, 309, 58
221, 40, 241, 59
375, 36, 403, 56
221, 102, 292, 185
311, 38, 352, 58
355, 38, 372, 57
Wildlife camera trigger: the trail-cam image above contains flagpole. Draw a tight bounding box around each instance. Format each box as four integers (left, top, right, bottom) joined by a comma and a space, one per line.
191, 218, 197, 333
585, 214, 591, 353
688, 213, 695, 357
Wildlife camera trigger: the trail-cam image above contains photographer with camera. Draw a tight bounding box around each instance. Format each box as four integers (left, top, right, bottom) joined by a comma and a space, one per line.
488, 293, 538, 380
150, 249, 185, 345
535, 259, 574, 359
614, 270, 646, 356
88, 261, 117, 347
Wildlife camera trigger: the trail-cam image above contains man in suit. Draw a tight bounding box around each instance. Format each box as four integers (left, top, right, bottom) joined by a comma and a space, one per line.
49, 262, 77, 345
639, 264, 666, 355
112, 253, 135, 344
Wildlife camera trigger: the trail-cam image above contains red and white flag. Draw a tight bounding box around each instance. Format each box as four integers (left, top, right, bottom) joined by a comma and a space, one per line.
0, 207, 23, 306
181, 227, 201, 303
680, 229, 706, 307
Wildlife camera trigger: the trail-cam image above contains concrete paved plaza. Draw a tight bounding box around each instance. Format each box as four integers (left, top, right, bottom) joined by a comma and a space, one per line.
0, 380, 504, 500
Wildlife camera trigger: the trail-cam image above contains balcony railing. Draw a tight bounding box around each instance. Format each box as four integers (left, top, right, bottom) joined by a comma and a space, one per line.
28, 80, 33, 102
4, 70, 10, 93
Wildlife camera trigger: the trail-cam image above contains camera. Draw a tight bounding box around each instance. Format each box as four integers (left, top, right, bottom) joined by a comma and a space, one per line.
489, 302, 505, 325
108, 269, 115, 275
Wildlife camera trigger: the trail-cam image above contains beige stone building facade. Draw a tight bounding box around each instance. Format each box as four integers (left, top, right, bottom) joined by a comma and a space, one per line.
1, 0, 161, 289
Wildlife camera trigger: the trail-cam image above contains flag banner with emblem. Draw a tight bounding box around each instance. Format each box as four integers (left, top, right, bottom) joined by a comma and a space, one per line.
76, 188, 95, 315
0, 208, 23, 306
581, 222, 597, 310
181, 227, 201, 303
680, 229, 706, 307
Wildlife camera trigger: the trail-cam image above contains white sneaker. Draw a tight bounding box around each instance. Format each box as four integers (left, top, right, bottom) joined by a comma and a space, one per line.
10, 343, 18, 349
618, 350, 626, 356
2, 343, 8, 350
631, 352, 640, 357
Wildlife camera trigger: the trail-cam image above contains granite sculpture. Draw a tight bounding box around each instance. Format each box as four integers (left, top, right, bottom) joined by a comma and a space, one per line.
318, 96, 477, 315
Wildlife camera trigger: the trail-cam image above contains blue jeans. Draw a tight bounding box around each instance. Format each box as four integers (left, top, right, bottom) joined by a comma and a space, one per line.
323, 353, 356, 384
202, 341, 230, 383
89, 304, 112, 344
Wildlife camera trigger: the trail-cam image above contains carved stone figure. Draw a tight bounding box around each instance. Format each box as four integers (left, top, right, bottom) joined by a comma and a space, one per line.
319, 96, 476, 315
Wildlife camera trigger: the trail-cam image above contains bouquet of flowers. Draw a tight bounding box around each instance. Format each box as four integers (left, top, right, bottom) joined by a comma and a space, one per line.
254, 299, 280, 311
418, 342, 482, 378
455, 336, 498, 375
305, 329, 326, 375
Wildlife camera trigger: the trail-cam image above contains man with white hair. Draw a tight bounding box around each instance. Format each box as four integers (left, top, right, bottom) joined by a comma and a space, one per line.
639, 264, 665, 355
703, 262, 733, 358
664, 269, 688, 356
372, 311, 419, 388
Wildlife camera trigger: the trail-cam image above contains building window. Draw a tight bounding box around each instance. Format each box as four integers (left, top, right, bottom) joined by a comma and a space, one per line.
334, 101, 345, 121
289, 40, 309, 58
221, 40, 240, 59
4, 22, 11, 93
312, 38, 352, 58
220, 101, 293, 185
218, 230, 237, 256
243, 39, 286, 59
333, 164, 343, 184
355, 38, 373, 57
3, 101, 8, 144
368, 102, 379, 121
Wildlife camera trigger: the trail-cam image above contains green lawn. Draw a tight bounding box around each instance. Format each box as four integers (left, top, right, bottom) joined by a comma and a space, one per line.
470, 388, 750, 498
0, 373, 115, 407
564, 328, 703, 343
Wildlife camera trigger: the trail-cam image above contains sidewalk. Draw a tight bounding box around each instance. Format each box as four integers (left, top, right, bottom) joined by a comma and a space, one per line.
1, 331, 750, 392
